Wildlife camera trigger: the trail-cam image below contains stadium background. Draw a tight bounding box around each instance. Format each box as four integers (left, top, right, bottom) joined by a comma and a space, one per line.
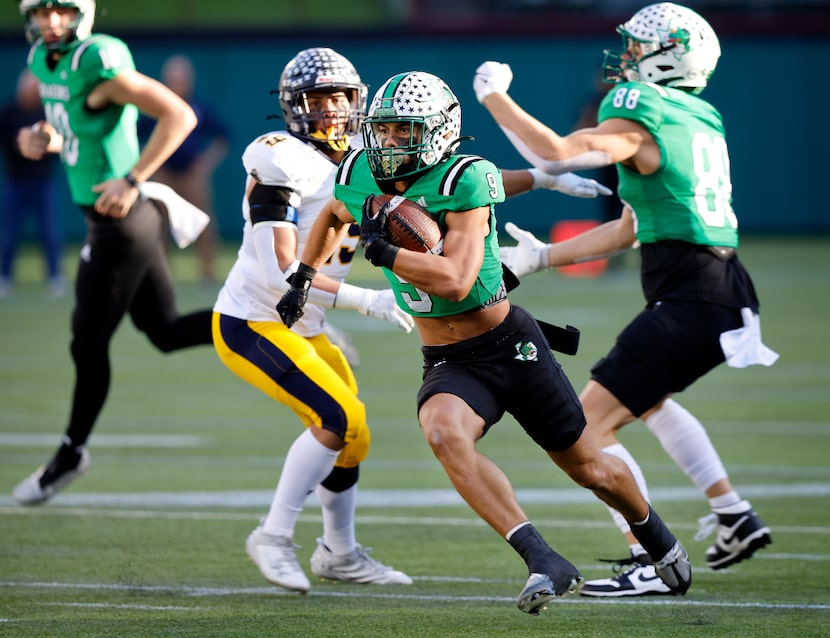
0, 0, 828, 242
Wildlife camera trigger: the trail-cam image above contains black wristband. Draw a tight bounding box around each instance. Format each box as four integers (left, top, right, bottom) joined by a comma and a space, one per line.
123, 172, 140, 188
364, 237, 400, 270
292, 263, 318, 290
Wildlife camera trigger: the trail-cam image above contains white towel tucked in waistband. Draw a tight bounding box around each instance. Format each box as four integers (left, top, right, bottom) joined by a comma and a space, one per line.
719, 307, 779, 368
139, 181, 210, 248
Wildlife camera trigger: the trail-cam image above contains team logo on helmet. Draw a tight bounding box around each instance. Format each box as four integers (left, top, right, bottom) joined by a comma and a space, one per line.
665, 26, 692, 56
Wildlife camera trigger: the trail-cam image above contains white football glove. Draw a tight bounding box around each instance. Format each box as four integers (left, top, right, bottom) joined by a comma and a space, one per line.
473, 61, 513, 104
499, 222, 551, 277
529, 168, 613, 199
335, 284, 414, 333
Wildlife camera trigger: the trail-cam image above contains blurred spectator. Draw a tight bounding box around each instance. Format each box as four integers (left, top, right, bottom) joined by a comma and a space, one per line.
139, 54, 230, 284
0, 68, 64, 299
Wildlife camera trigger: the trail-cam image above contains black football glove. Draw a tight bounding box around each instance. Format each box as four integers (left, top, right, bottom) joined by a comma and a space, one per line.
276, 263, 318, 328
360, 195, 399, 270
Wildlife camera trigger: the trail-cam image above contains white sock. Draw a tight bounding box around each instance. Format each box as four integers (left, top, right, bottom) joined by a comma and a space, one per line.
602, 443, 650, 535
263, 428, 338, 538
316, 482, 357, 555
710, 495, 749, 515
645, 399, 728, 492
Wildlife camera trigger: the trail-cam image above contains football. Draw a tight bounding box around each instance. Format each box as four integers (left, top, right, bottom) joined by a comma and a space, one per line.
369, 194, 442, 253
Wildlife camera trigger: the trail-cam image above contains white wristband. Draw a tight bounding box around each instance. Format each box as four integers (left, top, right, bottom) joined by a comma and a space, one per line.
529, 168, 557, 191
333, 282, 370, 311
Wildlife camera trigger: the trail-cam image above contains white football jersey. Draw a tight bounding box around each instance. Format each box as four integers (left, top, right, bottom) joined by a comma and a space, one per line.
214, 132, 360, 337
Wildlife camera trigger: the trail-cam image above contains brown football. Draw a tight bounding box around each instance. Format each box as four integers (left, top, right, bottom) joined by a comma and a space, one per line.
369, 194, 442, 253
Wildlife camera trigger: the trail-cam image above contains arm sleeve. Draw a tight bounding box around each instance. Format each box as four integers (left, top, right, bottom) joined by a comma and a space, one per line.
248, 183, 299, 290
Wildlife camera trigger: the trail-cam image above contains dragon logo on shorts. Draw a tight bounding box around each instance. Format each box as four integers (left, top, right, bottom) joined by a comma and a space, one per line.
513, 341, 538, 362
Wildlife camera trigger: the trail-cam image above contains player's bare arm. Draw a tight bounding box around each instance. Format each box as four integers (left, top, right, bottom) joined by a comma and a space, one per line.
501, 205, 636, 277
89, 69, 196, 183
482, 91, 659, 174
501, 169, 534, 196
89, 70, 197, 217
547, 205, 637, 267
389, 206, 488, 301
276, 223, 347, 296
298, 197, 354, 272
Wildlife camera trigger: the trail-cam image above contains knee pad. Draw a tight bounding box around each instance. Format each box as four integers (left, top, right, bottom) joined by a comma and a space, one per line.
320, 464, 360, 492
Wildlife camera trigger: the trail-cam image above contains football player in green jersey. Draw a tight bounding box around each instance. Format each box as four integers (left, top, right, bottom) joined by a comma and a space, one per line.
12, 0, 213, 506
278, 71, 691, 614
476, 2, 776, 597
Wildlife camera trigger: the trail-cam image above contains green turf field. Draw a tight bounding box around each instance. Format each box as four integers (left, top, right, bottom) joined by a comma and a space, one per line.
1, 236, 829, 637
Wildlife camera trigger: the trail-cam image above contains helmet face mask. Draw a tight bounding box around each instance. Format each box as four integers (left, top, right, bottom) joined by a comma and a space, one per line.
362, 72, 462, 183
602, 2, 720, 94
278, 47, 367, 153
296, 89, 358, 153
20, 0, 96, 52
365, 118, 427, 180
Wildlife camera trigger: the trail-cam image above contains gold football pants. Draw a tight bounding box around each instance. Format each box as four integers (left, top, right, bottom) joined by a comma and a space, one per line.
212, 313, 370, 468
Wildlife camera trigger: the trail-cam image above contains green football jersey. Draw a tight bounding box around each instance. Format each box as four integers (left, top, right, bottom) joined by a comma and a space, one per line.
334, 151, 506, 318
598, 81, 738, 248
28, 34, 139, 206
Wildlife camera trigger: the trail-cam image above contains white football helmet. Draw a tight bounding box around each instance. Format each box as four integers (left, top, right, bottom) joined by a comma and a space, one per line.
278, 47, 367, 153
603, 2, 720, 94
362, 71, 462, 183
20, 0, 96, 52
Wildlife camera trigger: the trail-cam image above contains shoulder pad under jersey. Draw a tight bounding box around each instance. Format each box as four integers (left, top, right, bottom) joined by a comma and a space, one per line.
242, 132, 319, 190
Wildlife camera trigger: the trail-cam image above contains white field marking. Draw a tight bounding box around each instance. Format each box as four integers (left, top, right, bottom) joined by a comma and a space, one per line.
690, 421, 830, 436
1, 482, 829, 509
38, 602, 206, 612
2, 506, 828, 538
0, 433, 205, 447
2, 581, 829, 612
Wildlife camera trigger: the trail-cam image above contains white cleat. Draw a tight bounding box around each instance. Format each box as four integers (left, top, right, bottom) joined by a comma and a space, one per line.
246, 526, 311, 593
310, 538, 413, 585
12, 448, 91, 506
579, 555, 672, 597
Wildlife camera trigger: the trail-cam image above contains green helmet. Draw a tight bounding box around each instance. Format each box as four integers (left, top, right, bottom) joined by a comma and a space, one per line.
20, 0, 96, 52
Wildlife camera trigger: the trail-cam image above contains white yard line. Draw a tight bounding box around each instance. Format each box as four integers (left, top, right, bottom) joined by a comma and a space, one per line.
0, 433, 205, 447
0, 581, 828, 612
2, 482, 830, 509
